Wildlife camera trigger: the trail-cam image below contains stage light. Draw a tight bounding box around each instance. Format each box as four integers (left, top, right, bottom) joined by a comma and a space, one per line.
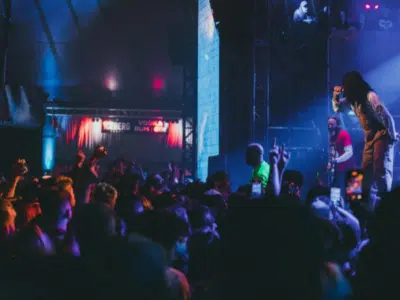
152, 77, 165, 90
106, 77, 118, 91
43, 137, 56, 171
365, 4, 371, 10
374, 4, 379, 10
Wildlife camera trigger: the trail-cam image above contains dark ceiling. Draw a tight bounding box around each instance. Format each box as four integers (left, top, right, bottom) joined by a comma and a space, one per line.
2, 0, 185, 108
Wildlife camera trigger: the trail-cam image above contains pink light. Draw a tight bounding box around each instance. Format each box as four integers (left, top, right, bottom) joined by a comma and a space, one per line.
374, 4, 379, 10
152, 77, 165, 90
365, 4, 371, 10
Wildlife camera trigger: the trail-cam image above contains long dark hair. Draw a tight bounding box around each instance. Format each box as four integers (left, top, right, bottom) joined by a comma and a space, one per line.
342, 71, 373, 105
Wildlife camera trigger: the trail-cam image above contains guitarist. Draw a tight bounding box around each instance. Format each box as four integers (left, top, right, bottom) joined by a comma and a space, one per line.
327, 116, 355, 196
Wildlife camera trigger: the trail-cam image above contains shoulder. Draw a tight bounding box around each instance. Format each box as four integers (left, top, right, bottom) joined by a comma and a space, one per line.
166, 267, 190, 299
367, 91, 378, 99
367, 91, 382, 107
261, 161, 270, 169
322, 263, 352, 297
339, 130, 351, 139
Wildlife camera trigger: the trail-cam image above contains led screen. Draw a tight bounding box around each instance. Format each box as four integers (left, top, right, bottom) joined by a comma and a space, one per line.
197, 0, 220, 181
44, 115, 182, 174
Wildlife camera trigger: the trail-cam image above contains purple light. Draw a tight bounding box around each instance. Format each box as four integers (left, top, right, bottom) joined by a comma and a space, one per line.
365, 4, 371, 10
374, 4, 379, 10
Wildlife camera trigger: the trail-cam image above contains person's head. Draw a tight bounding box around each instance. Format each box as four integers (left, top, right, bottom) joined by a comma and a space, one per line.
132, 211, 190, 262
206, 171, 231, 195
306, 185, 330, 208
93, 145, 108, 159
92, 182, 118, 209
282, 170, 304, 198
219, 203, 324, 299
117, 174, 141, 196
103, 236, 169, 300
40, 189, 73, 232
342, 71, 372, 104
246, 143, 264, 167
328, 116, 341, 137
310, 197, 334, 220
75, 203, 118, 256
54, 176, 76, 207
14, 181, 42, 227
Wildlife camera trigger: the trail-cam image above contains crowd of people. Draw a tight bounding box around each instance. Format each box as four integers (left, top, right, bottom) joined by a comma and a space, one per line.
0, 130, 399, 300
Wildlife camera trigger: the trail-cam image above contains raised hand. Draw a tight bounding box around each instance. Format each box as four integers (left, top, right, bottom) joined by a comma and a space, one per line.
76, 150, 86, 165
93, 145, 108, 159
13, 158, 28, 177
333, 86, 343, 98
278, 144, 290, 171
269, 138, 280, 166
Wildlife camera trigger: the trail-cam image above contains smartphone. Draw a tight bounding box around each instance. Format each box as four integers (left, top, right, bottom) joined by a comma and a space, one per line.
345, 170, 364, 202
251, 182, 263, 197
330, 187, 341, 207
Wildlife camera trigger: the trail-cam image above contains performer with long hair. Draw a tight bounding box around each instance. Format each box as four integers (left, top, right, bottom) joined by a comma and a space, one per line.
333, 72, 398, 207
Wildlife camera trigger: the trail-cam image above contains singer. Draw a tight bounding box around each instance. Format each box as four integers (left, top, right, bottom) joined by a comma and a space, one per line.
332, 72, 398, 206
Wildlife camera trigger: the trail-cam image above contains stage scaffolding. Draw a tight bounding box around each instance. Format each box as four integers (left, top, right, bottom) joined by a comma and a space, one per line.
253, 0, 330, 149
181, 0, 198, 178
44, 104, 182, 120
251, 0, 270, 146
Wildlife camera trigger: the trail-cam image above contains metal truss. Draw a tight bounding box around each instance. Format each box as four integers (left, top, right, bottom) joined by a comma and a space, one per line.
182, 117, 194, 176
44, 105, 182, 120
251, 0, 270, 145
33, 0, 62, 73
65, 0, 82, 35
181, 0, 198, 177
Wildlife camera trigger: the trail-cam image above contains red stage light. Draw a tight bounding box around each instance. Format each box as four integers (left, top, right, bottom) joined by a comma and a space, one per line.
365, 4, 371, 10
152, 77, 165, 90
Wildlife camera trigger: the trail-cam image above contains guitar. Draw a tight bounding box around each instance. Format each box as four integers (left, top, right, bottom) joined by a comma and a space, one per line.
327, 144, 337, 186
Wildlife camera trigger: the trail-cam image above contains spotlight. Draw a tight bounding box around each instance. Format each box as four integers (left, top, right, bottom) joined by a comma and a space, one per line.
152, 76, 165, 90
374, 4, 379, 10
365, 4, 371, 10
107, 78, 117, 91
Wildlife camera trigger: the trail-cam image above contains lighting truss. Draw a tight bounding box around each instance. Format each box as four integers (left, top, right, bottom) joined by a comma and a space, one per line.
252, 0, 270, 145
44, 105, 182, 120
181, 0, 198, 177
